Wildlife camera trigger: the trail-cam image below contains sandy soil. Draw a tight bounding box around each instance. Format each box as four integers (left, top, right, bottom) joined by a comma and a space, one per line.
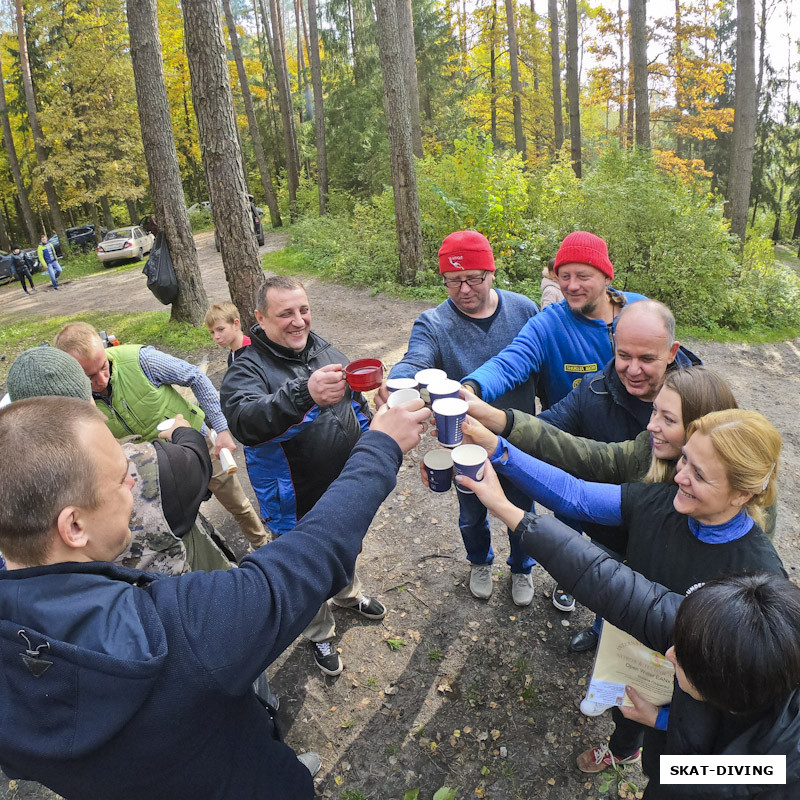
1, 232, 799, 800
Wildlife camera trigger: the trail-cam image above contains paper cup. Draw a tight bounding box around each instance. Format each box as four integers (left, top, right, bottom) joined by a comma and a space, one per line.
431, 397, 468, 448
451, 444, 488, 494
427, 378, 462, 405
386, 377, 418, 392
415, 368, 448, 406
156, 418, 176, 432
387, 388, 421, 408
423, 449, 453, 493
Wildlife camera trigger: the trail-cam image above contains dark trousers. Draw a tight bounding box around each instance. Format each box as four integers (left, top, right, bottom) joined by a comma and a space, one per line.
609, 706, 644, 758
17, 267, 34, 292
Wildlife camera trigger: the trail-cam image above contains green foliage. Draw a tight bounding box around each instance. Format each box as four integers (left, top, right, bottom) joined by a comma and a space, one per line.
432, 789, 457, 800
188, 210, 214, 233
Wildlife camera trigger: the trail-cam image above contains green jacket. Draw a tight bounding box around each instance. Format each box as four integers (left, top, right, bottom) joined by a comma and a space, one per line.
97, 345, 205, 441
506, 410, 777, 539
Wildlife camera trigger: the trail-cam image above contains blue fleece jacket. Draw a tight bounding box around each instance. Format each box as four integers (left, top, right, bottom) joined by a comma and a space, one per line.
389, 289, 539, 414
463, 291, 646, 408
0, 430, 402, 800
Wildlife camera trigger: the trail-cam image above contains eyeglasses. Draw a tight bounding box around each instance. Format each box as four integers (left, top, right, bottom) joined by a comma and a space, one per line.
443, 273, 490, 289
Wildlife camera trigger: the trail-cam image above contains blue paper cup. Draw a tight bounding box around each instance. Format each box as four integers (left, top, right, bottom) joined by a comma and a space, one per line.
423, 449, 453, 493
415, 368, 448, 406
427, 378, 462, 405
431, 397, 468, 448
451, 444, 488, 494
386, 377, 418, 392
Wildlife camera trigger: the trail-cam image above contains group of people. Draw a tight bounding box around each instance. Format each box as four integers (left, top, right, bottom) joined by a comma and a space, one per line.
8, 233, 64, 293
0, 228, 797, 799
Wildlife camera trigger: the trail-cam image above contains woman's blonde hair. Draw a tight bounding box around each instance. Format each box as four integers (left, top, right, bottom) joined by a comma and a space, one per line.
685, 409, 781, 528
644, 367, 738, 485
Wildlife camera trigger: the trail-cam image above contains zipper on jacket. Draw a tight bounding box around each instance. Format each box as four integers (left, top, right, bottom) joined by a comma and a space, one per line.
97, 395, 136, 436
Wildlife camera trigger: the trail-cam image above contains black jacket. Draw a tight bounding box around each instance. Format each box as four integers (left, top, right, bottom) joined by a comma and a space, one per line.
220, 326, 371, 532
519, 514, 800, 799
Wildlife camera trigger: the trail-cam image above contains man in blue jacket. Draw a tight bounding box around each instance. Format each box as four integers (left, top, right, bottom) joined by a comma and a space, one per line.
36, 233, 62, 290
375, 230, 540, 606
0, 395, 428, 800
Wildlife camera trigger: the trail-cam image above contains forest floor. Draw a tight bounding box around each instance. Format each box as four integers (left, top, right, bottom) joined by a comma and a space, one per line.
1, 231, 799, 800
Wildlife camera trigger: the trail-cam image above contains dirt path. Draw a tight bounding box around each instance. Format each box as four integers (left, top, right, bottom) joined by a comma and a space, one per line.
2, 233, 799, 800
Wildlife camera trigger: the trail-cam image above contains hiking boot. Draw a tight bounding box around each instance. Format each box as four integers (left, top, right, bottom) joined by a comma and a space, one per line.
334, 595, 386, 620
569, 627, 600, 653
552, 585, 576, 612
297, 751, 322, 777
311, 641, 343, 676
469, 564, 493, 599
511, 572, 534, 606
577, 743, 641, 773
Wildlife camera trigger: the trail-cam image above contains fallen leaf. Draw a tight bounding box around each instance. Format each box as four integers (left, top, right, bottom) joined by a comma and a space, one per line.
491, 729, 501, 740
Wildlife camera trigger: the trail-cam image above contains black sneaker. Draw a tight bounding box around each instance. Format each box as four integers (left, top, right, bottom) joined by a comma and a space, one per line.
311, 640, 343, 676
552, 585, 576, 612
335, 594, 387, 620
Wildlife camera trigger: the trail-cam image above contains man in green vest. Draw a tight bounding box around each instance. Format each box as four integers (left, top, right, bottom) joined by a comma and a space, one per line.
55, 322, 268, 549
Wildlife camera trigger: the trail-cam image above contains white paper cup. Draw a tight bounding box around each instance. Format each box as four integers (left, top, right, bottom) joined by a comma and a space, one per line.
431, 397, 469, 448
415, 368, 448, 406
156, 418, 176, 432
387, 388, 422, 408
386, 377, 418, 392
451, 444, 488, 494
423, 449, 453, 493
427, 378, 462, 405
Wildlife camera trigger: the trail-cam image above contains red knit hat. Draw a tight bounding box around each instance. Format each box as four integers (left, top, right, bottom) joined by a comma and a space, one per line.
553, 231, 614, 280
438, 230, 496, 273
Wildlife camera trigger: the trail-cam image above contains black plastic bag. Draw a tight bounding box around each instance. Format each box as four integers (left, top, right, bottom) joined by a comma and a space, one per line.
142, 231, 178, 305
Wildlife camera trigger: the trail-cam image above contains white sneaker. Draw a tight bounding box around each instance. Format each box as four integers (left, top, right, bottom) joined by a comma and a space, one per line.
580, 697, 613, 716
297, 751, 322, 776
469, 564, 493, 599
511, 572, 534, 606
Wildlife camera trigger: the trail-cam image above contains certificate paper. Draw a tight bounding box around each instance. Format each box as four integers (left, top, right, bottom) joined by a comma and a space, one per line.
584, 623, 675, 708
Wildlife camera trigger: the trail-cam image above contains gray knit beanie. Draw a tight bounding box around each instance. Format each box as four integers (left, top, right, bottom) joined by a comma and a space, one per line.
7, 346, 93, 402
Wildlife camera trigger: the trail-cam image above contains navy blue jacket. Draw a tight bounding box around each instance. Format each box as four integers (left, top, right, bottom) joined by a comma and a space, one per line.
221, 326, 371, 534
0, 431, 401, 800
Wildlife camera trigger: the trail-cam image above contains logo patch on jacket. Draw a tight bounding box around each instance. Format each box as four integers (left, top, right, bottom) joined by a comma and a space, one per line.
564, 363, 598, 373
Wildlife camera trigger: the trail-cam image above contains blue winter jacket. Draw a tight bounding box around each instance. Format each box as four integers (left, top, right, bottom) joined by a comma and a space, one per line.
462, 290, 646, 409
0, 430, 401, 800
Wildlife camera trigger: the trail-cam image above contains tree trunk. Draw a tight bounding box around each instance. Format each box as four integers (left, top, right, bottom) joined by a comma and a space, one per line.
99, 195, 115, 230
268, 0, 301, 220
771, 185, 782, 242
617, 0, 625, 144
127, 0, 209, 324
565, 0, 581, 177
126, 198, 139, 224
490, 0, 498, 148
222, 0, 282, 227
297, 0, 314, 121
548, 0, 564, 152
505, 0, 527, 160
181, 0, 263, 330
726, 0, 757, 243
396, 0, 423, 157
0, 56, 38, 245
14, 0, 69, 251
0, 208, 10, 252
307, 0, 329, 214
374, 0, 424, 284
629, 0, 650, 147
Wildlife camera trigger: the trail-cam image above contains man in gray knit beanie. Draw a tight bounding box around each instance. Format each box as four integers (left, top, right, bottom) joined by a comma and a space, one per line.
7, 346, 92, 402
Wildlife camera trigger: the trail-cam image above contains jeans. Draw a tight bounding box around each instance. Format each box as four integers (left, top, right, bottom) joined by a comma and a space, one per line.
458, 474, 535, 574
46, 261, 62, 288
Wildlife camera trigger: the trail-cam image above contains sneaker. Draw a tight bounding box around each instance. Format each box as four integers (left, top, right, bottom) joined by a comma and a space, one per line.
297, 751, 322, 777
552, 585, 576, 612
334, 594, 387, 620
511, 572, 534, 606
576, 743, 641, 773
311, 641, 343, 676
579, 697, 612, 717
469, 564, 493, 599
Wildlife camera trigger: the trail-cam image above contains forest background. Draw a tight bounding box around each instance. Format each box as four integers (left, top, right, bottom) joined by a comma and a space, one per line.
1, 0, 799, 336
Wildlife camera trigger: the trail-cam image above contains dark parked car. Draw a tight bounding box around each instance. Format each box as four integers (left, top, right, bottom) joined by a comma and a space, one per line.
139, 214, 159, 236
214, 194, 265, 251
65, 224, 104, 251
0, 251, 13, 285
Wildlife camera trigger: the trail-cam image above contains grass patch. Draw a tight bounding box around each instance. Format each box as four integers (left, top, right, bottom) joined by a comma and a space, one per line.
0, 311, 211, 387
676, 323, 800, 344
774, 243, 800, 274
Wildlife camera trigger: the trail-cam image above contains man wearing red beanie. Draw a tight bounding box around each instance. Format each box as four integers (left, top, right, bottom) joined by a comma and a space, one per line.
376, 230, 541, 606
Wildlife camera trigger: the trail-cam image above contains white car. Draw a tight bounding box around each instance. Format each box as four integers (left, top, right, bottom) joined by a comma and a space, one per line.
187, 201, 211, 214
96, 226, 155, 266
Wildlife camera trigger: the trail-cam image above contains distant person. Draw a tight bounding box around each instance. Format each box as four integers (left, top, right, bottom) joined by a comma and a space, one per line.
221, 276, 389, 676
205, 301, 251, 366
539, 258, 563, 307
54, 322, 269, 550
37, 233, 62, 290
10, 245, 35, 294
375, 230, 540, 606
0, 395, 429, 800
